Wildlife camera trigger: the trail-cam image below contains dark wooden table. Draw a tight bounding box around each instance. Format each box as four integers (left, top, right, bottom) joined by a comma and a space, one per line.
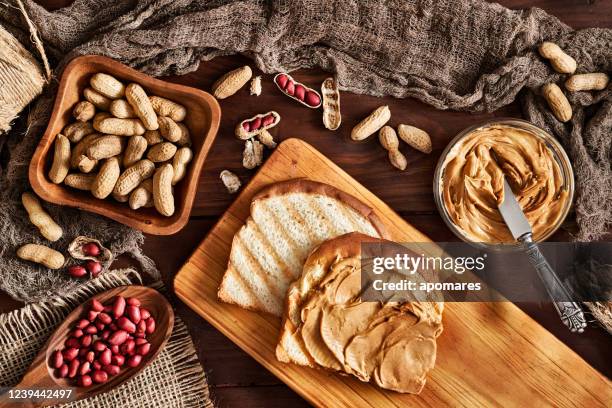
2, 1, 610, 406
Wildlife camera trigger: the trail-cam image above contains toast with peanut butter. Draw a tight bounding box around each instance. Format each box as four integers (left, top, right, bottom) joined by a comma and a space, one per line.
217, 179, 388, 316
276, 232, 444, 394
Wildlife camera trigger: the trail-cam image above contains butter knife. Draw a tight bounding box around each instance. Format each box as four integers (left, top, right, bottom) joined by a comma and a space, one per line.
497, 178, 586, 333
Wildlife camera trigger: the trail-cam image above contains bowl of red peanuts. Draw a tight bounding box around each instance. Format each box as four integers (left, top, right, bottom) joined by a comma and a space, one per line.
46, 286, 173, 393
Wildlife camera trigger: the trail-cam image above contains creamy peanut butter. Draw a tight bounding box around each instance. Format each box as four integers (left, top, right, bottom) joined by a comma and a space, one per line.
440, 125, 570, 243
296, 256, 443, 394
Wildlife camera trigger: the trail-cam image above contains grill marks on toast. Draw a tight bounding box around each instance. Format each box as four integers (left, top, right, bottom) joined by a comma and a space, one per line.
219, 182, 386, 316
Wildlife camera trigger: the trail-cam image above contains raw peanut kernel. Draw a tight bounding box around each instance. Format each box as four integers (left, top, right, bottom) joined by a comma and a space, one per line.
273, 73, 322, 108
235, 111, 281, 140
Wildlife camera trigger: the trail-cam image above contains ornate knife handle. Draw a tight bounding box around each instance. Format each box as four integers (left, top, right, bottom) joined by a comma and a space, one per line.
520, 234, 587, 333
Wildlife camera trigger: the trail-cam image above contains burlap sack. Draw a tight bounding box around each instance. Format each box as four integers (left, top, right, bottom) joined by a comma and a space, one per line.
0, 269, 213, 408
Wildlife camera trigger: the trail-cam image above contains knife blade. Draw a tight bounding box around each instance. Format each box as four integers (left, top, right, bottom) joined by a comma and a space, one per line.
497, 177, 586, 333
498, 178, 531, 240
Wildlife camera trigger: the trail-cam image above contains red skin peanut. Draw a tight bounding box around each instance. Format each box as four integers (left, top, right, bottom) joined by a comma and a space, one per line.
98, 312, 112, 325
136, 343, 151, 356
108, 330, 128, 346
82, 242, 100, 256
113, 296, 126, 318
111, 355, 125, 367
305, 91, 321, 107
92, 340, 106, 352
145, 318, 156, 334
86, 260, 102, 277
65, 337, 80, 349
57, 364, 69, 378
275, 74, 288, 88
126, 305, 141, 324
262, 114, 275, 126
90, 299, 104, 312
51, 350, 63, 369
117, 316, 136, 333
68, 359, 80, 378
92, 370, 108, 384
68, 265, 87, 278
76, 319, 89, 329
285, 81, 295, 95
294, 84, 305, 101
250, 117, 262, 131
79, 361, 91, 376
78, 375, 92, 387
139, 308, 151, 320
62, 347, 79, 361
80, 335, 92, 348
103, 365, 120, 376
127, 355, 142, 368
86, 351, 95, 363
127, 298, 141, 307
99, 348, 112, 366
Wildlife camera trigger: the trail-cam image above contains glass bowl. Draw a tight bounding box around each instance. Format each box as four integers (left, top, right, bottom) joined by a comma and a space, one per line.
433, 118, 574, 246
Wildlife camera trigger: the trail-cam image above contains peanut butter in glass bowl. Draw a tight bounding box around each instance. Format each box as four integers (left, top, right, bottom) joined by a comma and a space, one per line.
434, 119, 574, 244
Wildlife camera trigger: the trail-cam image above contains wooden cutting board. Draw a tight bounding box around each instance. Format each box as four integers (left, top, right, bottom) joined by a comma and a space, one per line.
174, 138, 611, 407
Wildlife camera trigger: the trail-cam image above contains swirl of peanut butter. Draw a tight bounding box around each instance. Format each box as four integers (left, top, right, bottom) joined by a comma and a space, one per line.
440, 125, 570, 243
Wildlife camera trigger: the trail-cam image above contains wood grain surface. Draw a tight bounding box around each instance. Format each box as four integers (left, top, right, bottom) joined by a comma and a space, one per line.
174, 138, 612, 407
0, 1, 609, 406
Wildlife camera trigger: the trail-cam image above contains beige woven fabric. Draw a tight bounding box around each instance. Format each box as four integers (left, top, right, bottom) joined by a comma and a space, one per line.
0, 24, 45, 134
0, 269, 213, 408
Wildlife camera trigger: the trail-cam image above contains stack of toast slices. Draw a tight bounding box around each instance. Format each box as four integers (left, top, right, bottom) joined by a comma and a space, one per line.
217, 179, 444, 393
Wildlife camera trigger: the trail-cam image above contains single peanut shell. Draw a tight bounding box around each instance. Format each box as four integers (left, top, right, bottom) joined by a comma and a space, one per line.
542, 83, 572, 122
125, 83, 158, 130
388, 150, 408, 171
123, 135, 148, 167
90, 73, 125, 99
77, 155, 97, 173
250, 76, 262, 96
212, 66, 252, 99
538, 42, 576, 74
158, 116, 182, 142
176, 123, 192, 147
143, 130, 163, 145
22, 192, 63, 241
321, 77, 341, 130
220, 170, 241, 194
129, 179, 154, 210
147, 142, 177, 162
172, 147, 193, 185
49, 134, 70, 184
64, 173, 96, 190
378, 126, 399, 151
256, 129, 277, 149
351, 106, 390, 141
92, 157, 121, 199
397, 124, 432, 154
243, 139, 264, 169
114, 159, 155, 196
73, 101, 96, 122
71, 133, 101, 168
149, 96, 186, 122
110, 99, 137, 118
153, 164, 175, 217
17, 243, 64, 269
565, 73, 609, 92
87, 135, 124, 160
84, 87, 111, 111
93, 116, 146, 136
235, 111, 281, 140
64, 121, 94, 143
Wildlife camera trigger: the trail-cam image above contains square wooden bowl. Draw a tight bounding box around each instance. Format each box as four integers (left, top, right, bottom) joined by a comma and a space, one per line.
29, 55, 220, 235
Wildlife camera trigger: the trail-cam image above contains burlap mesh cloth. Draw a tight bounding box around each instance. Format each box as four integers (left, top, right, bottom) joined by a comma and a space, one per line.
0, 269, 213, 407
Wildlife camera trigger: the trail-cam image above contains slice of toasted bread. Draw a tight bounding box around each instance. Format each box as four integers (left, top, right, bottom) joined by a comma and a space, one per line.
217, 179, 388, 316
276, 232, 444, 394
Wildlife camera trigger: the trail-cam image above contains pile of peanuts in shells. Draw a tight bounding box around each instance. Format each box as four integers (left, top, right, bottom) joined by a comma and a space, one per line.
49, 73, 193, 217
50, 296, 156, 387
538, 42, 609, 122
